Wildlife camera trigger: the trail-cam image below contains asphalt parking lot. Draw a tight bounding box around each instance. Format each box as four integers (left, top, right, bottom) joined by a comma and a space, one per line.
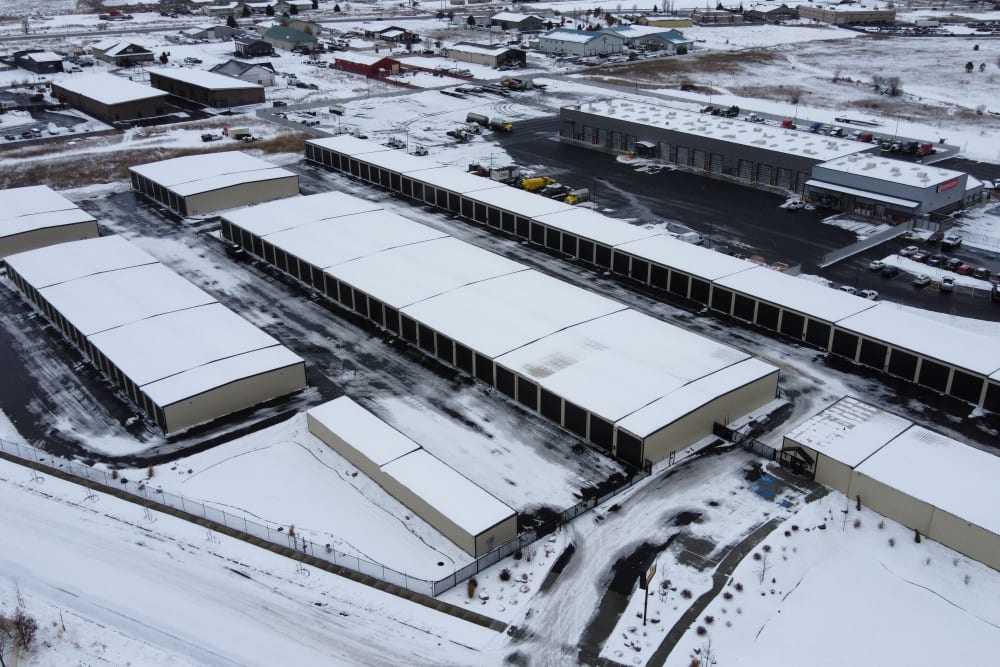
495, 117, 1000, 321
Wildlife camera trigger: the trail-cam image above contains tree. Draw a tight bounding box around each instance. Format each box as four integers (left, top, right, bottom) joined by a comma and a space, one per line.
676, 43, 687, 55
227, 13, 237, 28
980, 62, 987, 72
266, 4, 275, 15
885, 76, 901, 96
242, 4, 251, 17
159, 51, 169, 64
973, 43, 979, 51
756, 552, 771, 584
334, 3, 341, 11
290, 4, 299, 14
312, 0, 319, 7
467, 14, 476, 26
966, 61, 974, 73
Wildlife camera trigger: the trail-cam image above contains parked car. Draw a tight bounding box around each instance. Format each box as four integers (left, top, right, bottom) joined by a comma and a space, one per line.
3, 134, 15, 141
881, 265, 900, 278
183, 57, 203, 65
926, 254, 947, 267
972, 267, 991, 281
272, 100, 288, 107
837, 285, 858, 295
942, 234, 963, 250
957, 264, 974, 275
860, 289, 879, 300
940, 276, 956, 293
944, 257, 963, 271
869, 259, 886, 271
899, 245, 919, 257
912, 274, 932, 287
200, 133, 221, 142
927, 230, 945, 244
910, 251, 930, 263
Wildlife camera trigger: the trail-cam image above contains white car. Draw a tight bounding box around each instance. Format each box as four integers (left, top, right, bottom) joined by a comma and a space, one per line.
860, 289, 879, 300
869, 260, 885, 271
837, 285, 858, 295
940, 276, 956, 293
899, 245, 919, 257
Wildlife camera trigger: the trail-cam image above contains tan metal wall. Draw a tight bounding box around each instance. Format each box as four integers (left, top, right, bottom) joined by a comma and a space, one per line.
847, 473, 935, 535
379, 472, 478, 555
928, 510, 1000, 572
474, 515, 519, 556
1, 221, 99, 259
181, 176, 299, 216
814, 453, 853, 496
160, 362, 306, 434
305, 412, 385, 481
640, 371, 778, 465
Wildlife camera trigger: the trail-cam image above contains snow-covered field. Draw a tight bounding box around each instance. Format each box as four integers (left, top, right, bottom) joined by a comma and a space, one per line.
3, 5, 1000, 666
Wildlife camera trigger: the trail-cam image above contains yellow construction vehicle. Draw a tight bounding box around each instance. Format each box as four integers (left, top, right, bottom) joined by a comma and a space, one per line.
521, 176, 556, 191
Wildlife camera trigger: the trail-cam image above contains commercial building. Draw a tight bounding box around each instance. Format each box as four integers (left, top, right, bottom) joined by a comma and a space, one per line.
148, 67, 265, 108
560, 98, 871, 193
604, 25, 693, 52
51, 73, 169, 125
782, 397, 1000, 571
129, 151, 299, 216
234, 36, 275, 58
5, 235, 306, 434
332, 53, 400, 77
490, 12, 545, 32
0, 185, 99, 260
307, 396, 518, 556
91, 40, 155, 67
13, 50, 64, 74
210, 59, 277, 87
302, 136, 1000, 414
797, 4, 896, 25
537, 28, 627, 57
445, 42, 527, 68
745, 3, 800, 23
222, 189, 781, 468
691, 9, 744, 24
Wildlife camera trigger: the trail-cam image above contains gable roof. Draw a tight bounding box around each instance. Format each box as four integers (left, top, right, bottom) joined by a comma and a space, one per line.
540, 28, 625, 44
210, 59, 276, 77
263, 25, 317, 42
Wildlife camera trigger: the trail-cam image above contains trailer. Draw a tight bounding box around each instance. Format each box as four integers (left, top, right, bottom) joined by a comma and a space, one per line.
466, 112, 489, 127
489, 118, 513, 132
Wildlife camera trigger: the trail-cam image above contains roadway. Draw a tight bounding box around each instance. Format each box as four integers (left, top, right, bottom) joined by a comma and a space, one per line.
494, 116, 1000, 321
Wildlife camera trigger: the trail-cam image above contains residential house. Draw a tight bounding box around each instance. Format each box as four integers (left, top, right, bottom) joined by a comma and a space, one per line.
210, 59, 277, 86
91, 40, 156, 67
489, 12, 545, 32
13, 50, 64, 74
262, 25, 318, 51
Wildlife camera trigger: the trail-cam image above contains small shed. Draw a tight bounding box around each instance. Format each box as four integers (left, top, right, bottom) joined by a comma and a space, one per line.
13, 50, 64, 74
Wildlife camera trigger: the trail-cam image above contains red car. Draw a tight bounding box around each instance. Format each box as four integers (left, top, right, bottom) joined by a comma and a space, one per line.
956, 264, 974, 275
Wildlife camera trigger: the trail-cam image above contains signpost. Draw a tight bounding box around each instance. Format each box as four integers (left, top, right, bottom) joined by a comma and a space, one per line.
639, 559, 657, 626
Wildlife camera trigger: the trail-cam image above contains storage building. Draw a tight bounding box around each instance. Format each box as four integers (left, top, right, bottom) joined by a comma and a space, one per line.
209, 59, 277, 87
90, 40, 155, 67
782, 398, 1000, 571
603, 26, 693, 53
537, 28, 626, 57
129, 151, 299, 216
0, 185, 99, 260
148, 67, 265, 108
445, 43, 527, 68
51, 73, 169, 125
13, 50, 64, 74
307, 396, 517, 556
5, 235, 306, 434
302, 136, 1000, 414
490, 12, 545, 32
332, 53, 400, 77
796, 4, 895, 25
223, 191, 781, 468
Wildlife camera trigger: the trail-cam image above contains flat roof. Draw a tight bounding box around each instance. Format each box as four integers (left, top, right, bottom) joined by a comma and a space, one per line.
88, 302, 283, 387
222, 192, 384, 237
169, 168, 297, 198
570, 100, 870, 162
149, 66, 263, 90
407, 167, 508, 196
401, 270, 627, 359
618, 358, 778, 438
714, 265, 878, 321
53, 73, 167, 106
267, 210, 447, 270
783, 396, 913, 468
814, 156, 965, 189
469, 185, 577, 219
4, 235, 157, 288
805, 179, 920, 208
350, 148, 445, 175
836, 303, 1000, 378
856, 426, 1000, 536
0, 185, 97, 240
449, 43, 515, 57
615, 235, 755, 281
307, 135, 395, 156
380, 449, 515, 536
38, 263, 215, 336
130, 152, 296, 196
532, 208, 659, 248
307, 396, 420, 467
328, 237, 528, 309
496, 309, 752, 425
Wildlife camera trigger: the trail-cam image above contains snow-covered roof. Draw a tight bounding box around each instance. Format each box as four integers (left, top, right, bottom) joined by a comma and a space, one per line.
491, 12, 541, 22
407, 167, 507, 196
615, 235, 754, 281
4, 235, 157, 288
402, 270, 627, 359
88, 302, 284, 387
307, 135, 393, 156
92, 39, 120, 51
815, 155, 965, 189
448, 42, 519, 57
618, 358, 778, 438
783, 396, 912, 467
572, 99, 871, 162
149, 67, 263, 90
307, 396, 420, 467
0, 185, 96, 241
24, 51, 63, 63
805, 179, 920, 208
606, 25, 689, 40
855, 426, 1000, 536
541, 28, 623, 44
335, 52, 394, 66
221, 192, 383, 237
836, 303, 1000, 378
53, 73, 167, 106
714, 265, 877, 321
532, 208, 658, 248
348, 148, 443, 175
266, 210, 446, 271
38, 263, 216, 336
328, 237, 527, 309
468, 186, 576, 219
130, 152, 296, 197
496, 309, 752, 425
380, 449, 515, 536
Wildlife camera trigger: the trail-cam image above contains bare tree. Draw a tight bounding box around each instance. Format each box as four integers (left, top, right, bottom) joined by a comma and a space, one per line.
757, 552, 771, 584
886, 76, 902, 97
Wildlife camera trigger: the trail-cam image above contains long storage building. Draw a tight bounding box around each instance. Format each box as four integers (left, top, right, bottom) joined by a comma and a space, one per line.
129, 151, 299, 216
223, 192, 780, 469
0, 185, 99, 260
782, 397, 1000, 571
5, 235, 306, 434
303, 136, 1000, 414
148, 67, 265, 108
307, 396, 518, 557
51, 73, 169, 125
